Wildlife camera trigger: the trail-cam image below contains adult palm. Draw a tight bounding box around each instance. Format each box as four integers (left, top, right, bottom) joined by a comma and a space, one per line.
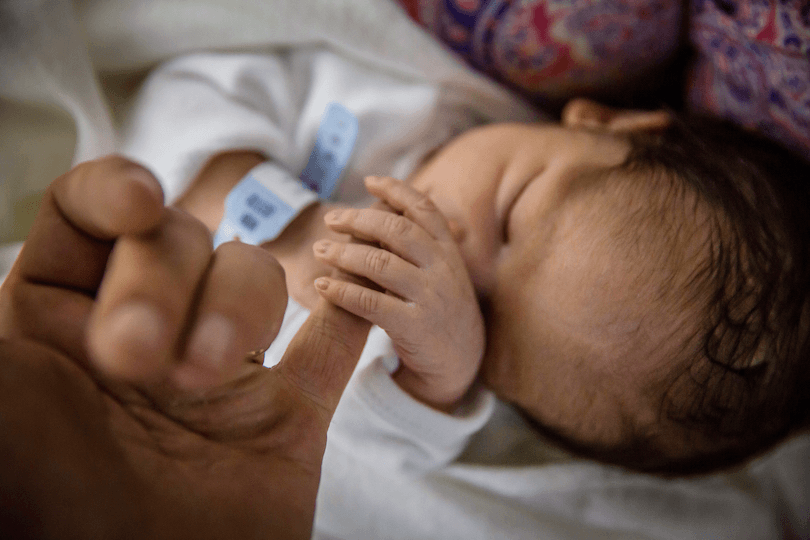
0, 157, 370, 539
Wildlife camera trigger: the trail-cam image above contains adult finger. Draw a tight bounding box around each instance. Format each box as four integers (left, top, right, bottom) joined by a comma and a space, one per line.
86, 208, 212, 381
278, 296, 372, 419
0, 281, 94, 367
12, 156, 164, 294
171, 241, 288, 389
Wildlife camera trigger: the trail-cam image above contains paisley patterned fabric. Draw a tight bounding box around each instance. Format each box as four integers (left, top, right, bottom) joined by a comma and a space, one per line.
398, 0, 810, 157
397, 0, 682, 103
688, 0, 810, 158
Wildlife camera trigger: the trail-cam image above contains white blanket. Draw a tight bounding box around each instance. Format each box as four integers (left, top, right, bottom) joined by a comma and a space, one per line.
0, 0, 534, 275
0, 1, 808, 538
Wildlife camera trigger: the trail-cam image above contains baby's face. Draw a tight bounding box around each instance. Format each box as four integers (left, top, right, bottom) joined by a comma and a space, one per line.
408, 118, 695, 450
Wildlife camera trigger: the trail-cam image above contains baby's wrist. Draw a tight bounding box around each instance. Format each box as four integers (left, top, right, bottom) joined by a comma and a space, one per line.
174, 151, 266, 231
391, 366, 474, 414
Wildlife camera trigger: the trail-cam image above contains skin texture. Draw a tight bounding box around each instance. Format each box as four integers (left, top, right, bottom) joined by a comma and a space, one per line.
0, 157, 372, 539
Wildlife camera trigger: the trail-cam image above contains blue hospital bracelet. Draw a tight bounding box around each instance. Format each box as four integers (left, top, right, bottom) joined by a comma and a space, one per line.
214, 103, 358, 247
213, 162, 318, 248
300, 102, 359, 199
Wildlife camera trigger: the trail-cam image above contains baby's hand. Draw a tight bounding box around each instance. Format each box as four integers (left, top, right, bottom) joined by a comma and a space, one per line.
312, 176, 485, 412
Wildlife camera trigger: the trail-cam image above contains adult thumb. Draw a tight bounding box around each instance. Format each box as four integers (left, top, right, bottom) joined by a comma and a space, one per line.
277, 297, 371, 418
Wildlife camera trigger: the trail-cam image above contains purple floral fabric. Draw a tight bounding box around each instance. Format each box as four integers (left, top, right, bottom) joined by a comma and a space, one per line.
688, 0, 810, 158
399, 0, 810, 157
398, 0, 682, 104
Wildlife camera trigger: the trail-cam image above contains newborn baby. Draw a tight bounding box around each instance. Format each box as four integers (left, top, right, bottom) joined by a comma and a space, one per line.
178, 98, 810, 475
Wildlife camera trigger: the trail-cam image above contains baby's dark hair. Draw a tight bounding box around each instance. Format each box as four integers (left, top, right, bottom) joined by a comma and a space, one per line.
605, 113, 810, 475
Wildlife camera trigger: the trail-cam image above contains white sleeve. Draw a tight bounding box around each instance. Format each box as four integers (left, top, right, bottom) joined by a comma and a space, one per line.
257, 305, 495, 471
116, 49, 466, 207
118, 52, 304, 203
327, 327, 496, 472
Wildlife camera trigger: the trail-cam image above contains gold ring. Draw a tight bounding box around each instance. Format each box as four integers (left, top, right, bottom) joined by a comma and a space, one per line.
245, 346, 269, 364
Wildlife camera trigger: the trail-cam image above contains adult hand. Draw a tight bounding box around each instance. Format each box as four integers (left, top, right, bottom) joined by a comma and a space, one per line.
0, 157, 371, 539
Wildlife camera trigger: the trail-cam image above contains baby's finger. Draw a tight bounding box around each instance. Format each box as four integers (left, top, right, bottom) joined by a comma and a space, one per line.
312, 240, 424, 301
86, 208, 212, 381
313, 276, 408, 333
324, 208, 436, 267
12, 156, 165, 294
369, 198, 397, 214
364, 176, 453, 241
172, 241, 287, 389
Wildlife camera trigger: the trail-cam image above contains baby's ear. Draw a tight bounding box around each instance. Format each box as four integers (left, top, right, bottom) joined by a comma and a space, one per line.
562, 98, 671, 134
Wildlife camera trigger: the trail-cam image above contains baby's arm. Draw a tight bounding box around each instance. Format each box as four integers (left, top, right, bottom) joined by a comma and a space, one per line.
173, 151, 341, 309
313, 176, 485, 412
173, 151, 265, 232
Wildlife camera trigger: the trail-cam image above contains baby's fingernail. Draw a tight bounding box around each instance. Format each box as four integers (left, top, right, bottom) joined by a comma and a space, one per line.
187, 313, 234, 370
325, 210, 342, 222
313, 240, 331, 255
315, 278, 329, 291
93, 302, 164, 375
